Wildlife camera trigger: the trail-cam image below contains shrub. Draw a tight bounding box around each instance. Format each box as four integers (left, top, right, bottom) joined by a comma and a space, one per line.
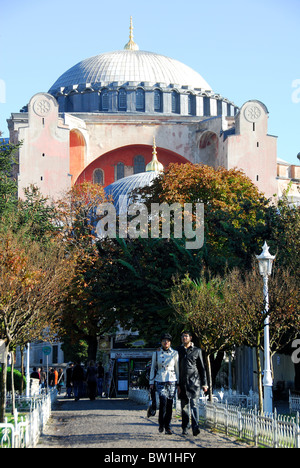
0, 367, 26, 393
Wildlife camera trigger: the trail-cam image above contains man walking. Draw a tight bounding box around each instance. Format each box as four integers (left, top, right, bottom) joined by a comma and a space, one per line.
178, 331, 208, 436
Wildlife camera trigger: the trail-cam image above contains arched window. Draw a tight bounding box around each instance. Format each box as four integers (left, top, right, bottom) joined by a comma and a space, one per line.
188, 93, 196, 115
116, 162, 125, 180
136, 89, 145, 111
101, 89, 109, 111
65, 96, 74, 112
93, 168, 104, 185
118, 89, 127, 111
134, 155, 145, 174
154, 89, 162, 112
172, 91, 180, 114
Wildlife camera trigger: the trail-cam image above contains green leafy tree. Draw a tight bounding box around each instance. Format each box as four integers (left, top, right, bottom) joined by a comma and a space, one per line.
169, 272, 247, 400
15, 185, 61, 244
139, 163, 270, 272
0, 135, 20, 216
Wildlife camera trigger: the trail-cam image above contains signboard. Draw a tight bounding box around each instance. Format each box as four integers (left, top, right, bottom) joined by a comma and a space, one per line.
42, 346, 52, 356
0, 340, 6, 363
111, 349, 154, 359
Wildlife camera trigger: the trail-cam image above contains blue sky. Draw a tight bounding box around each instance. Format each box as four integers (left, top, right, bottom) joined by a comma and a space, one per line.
1, 0, 299, 164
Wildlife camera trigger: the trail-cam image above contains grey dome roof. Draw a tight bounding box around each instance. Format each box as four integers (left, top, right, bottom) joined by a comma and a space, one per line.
104, 171, 159, 214
49, 49, 212, 94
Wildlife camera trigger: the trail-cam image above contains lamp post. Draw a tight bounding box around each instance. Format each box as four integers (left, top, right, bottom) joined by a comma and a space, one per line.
256, 242, 276, 414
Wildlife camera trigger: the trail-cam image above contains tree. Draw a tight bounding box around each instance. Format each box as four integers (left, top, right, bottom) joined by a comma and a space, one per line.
56, 181, 107, 250
0, 135, 20, 216
57, 182, 108, 361
169, 272, 247, 401
268, 192, 300, 279
225, 265, 300, 412
57, 165, 270, 356
139, 163, 270, 272
0, 229, 74, 422
15, 185, 61, 244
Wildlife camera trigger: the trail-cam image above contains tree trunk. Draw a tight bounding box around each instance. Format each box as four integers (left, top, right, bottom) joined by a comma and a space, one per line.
20, 347, 25, 395
211, 351, 224, 387
87, 335, 98, 363
0, 344, 9, 423
11, 352, 15, 416
205, 354, 213, 402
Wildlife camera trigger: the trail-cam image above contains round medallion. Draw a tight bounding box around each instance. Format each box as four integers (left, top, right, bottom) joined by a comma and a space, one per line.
34, 98, 51, 117
244, 105, 261, 122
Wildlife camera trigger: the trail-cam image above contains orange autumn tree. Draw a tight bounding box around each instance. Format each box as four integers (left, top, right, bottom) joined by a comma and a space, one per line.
0, 229, 74, 422
56, 182, 110, 362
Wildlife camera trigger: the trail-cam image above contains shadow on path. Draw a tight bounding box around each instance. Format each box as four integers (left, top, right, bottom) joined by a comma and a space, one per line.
37, 396, 251, 449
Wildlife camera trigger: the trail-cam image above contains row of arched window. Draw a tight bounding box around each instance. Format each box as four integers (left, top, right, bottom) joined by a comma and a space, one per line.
92, 155, 147, 185
99, 88, 196, 114
100, 88, 163, 112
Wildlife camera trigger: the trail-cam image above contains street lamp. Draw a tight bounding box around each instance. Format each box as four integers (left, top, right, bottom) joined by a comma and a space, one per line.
256, 241, 276, 414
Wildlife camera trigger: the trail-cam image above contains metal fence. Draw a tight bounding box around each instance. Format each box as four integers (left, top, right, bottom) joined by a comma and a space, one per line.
202, 401, 300, 448
289, 392, 300, 414
0, 389, 57, 448
129, 388, 300, 448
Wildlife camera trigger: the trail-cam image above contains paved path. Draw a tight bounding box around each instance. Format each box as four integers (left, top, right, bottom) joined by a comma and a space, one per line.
36, 397, 251, 449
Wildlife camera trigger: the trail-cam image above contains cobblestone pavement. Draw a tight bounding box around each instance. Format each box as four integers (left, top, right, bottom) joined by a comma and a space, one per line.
36, 397, 251, 449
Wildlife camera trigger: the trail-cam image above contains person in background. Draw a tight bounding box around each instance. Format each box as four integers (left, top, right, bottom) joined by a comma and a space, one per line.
48, 368, 56, 389
57, 368, 64, 395
149, 333, 179, 435
30, 367, 40, 382
54, 368, 58, 387
177, 331, 208, 437
97, 361, 105, 398
66, 363, 74, 398
72, 362, 85, 401
40, 367, 47, 391
86, 361, 98, 401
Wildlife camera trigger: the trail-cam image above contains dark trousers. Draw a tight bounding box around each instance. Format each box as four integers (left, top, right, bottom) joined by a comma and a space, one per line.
156, 382, 176, 429
181, 396, 200, 431
73, 381, 83, 401
88, 381, 97, 400
159, 396, 173, 429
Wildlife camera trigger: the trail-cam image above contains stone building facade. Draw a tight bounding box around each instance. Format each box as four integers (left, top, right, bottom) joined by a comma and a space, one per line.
8, 20, 299, 203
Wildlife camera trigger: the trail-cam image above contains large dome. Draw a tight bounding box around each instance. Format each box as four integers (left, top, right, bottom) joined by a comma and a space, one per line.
45, 20, 237, 117
49, 49, 212, 94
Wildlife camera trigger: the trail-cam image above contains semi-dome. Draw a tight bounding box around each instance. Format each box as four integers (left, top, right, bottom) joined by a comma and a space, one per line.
104, 171, 159, 214
104, 137, 164, 213
49, 49, 212, 95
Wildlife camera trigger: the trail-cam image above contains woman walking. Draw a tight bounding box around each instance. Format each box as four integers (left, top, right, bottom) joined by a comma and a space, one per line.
149, 333, 179, 435
86, 361, 98, 401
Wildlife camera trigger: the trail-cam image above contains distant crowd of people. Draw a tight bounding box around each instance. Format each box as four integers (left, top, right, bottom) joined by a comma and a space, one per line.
30, 366, 65, 393
66, 361, 105, 401
30, 361, 105, 400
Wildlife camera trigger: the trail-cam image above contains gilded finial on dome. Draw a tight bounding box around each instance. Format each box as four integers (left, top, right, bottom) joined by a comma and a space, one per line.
124, 16, 139, 51
146, 137, 164, 172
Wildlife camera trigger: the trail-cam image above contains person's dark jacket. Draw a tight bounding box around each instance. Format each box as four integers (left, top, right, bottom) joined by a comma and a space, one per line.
72, 364, 84, 382
177, 344, 207, 399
